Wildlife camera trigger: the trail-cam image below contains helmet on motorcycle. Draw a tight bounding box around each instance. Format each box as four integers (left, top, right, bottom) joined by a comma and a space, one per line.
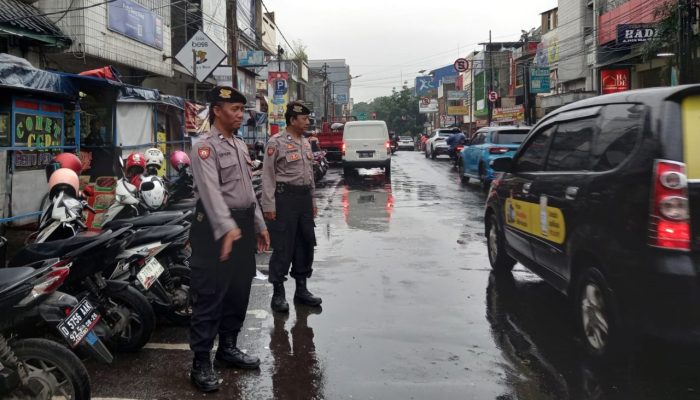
48, 168, 79, 199
139, 176, 166, 210
125, 153, 146, 177
144, 148, 165, 169
45, 152, 82, 181
169, 150, 191, 172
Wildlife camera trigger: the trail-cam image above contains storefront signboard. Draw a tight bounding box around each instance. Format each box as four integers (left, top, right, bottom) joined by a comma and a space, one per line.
107, 0, 163, 50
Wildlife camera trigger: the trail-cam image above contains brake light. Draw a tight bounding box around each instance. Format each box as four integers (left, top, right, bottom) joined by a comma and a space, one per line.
649, 160, 691, 251
385, 141, 391, 154
18, 266, 71, 306
489, 147, 509, 154
342, 142, 346, 157
456, 146, 464, 152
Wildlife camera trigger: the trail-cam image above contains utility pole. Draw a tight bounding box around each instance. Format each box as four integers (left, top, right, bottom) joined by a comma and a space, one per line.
322, 63, 328, 122
679, 0, 695, 84
522, 32, 531, 125
226, 0, 238, 89
488, 30, 494, 126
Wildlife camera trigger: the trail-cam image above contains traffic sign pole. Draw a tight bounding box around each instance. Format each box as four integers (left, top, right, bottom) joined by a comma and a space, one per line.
193, 50, 197, 102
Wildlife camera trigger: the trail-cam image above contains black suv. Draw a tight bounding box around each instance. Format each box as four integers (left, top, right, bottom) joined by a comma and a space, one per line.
484, 86, 700, 359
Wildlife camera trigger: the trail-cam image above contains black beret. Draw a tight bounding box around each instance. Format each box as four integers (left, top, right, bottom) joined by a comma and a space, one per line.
207, 86, 247, 104
285, 101, 311, 116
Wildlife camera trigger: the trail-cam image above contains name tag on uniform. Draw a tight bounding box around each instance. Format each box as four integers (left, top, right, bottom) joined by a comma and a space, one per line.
286, 153, 301, 162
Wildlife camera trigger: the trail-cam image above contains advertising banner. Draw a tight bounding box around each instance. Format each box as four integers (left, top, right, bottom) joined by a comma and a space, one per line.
238, 50, 265, 67
447, 106, 470, 115
447, 91, 470, 101
601, 69, 630, 95
493, 106, 525, 123
617, 24, 657, 44
107, 0, 163, 50
175, 30, 227, 83
415, 76, 437, 96
529, 67, 551, 93
268, 71, 289, 131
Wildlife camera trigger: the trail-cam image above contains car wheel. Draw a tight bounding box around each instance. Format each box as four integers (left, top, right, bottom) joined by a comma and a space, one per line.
431, 147, 436, 159
479, 163, 491, 192
486, 213, 516, 273
574, 266, 627, 361
457, 159, 468, 184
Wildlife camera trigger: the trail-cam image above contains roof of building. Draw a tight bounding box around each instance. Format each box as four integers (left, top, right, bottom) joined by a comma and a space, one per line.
0, 0, 71, 47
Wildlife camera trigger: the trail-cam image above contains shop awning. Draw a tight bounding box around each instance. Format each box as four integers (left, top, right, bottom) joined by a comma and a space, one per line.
0, 53, 76, 97
0, 0, 71, 48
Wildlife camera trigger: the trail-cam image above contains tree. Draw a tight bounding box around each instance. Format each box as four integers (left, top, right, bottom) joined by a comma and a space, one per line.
291, 39, 309, 62
361, 88, 426, 137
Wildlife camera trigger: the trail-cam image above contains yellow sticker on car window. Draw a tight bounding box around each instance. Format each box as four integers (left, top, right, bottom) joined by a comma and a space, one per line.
682, 96, 700, 180
505, 197, 566, 244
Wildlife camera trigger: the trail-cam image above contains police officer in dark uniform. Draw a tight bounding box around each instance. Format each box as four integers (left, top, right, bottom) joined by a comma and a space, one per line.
188, 86, 270, 392
262, 102, 322, 313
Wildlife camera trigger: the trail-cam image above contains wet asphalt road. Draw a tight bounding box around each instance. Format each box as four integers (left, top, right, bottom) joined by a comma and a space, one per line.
87, 151, 700, 400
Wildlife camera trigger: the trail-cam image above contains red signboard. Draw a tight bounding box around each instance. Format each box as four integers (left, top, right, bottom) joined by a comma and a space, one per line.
601, 69, 630, 95
598, 0, 659, 45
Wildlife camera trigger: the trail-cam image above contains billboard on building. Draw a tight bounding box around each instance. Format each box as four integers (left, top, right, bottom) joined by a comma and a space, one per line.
418, 98, 438, 113
415, 76, 437, 96
268, 72, 289, 131
202, 0, 228, 53
530, 67, 551, 93
601, 69, 630, 95
107, 0, 163, 50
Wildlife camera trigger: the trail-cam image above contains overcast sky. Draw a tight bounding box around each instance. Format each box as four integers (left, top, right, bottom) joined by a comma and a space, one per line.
263, 0, 558, 103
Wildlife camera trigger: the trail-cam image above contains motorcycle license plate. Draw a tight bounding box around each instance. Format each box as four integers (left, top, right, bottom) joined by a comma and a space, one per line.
137, 258, 164, 290
57, 299, 101, 348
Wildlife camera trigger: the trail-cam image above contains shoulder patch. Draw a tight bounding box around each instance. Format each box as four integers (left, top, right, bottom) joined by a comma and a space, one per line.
198, 146, 211, 160
267, 147, 276, 156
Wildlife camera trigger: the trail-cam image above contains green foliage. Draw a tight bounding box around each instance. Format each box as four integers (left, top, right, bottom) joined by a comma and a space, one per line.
355, 88, 426, 136
642, 0, 678, 63
291, 40, 309, 62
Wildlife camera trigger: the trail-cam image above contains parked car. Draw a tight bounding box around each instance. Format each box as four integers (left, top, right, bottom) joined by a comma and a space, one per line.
397, 136, 415, 151
484, 86, 700, 360
342, 120, 391, 176
425, 128, 457, 159
458, 126, 531, 189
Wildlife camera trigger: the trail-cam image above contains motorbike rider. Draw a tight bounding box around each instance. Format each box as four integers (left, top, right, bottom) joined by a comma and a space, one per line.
446, 129, 467, 160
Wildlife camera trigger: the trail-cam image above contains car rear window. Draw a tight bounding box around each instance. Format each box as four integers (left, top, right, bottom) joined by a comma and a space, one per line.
438, 130, 457, 136
346, 125, 387, 140
493, 130, 529, 144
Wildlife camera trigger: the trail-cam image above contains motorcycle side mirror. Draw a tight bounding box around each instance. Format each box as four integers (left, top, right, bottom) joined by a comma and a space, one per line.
141, 181, 155, 191
119, 157, 125, 169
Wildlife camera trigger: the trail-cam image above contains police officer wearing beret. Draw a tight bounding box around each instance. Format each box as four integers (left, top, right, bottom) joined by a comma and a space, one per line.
188, 86, 270, 392
262, 101, 322, 313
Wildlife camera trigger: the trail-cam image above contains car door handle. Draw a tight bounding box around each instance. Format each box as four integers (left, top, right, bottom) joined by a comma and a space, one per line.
522, 183, 531, 194
565, 186, 579, 200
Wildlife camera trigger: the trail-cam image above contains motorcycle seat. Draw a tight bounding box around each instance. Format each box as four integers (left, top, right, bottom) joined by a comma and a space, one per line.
130, 225, 188, 247
9, 232, 104, 267
0, 267, 37, 294
166, 198, 197, 211
102, 211, 187, 230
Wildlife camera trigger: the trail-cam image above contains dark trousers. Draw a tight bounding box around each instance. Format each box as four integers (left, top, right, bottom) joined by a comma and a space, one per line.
268, 190, 316, 283
189, 203, 256, 355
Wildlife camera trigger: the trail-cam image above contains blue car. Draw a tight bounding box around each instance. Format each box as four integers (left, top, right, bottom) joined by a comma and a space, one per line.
458, 126, 531, 189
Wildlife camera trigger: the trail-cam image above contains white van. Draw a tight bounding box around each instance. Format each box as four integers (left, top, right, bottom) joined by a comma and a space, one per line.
342, 120, 391, 175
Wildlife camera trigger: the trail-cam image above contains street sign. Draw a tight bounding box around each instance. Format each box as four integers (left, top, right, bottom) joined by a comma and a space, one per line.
357, 112, 368, 121
529, 67, 551, 93
488, 91, 499, 103
454, 58, 469, 72
335, 94, 348, 104
371, 112, 377, 120
175, 30, 226, 83
421, 97, 430, 106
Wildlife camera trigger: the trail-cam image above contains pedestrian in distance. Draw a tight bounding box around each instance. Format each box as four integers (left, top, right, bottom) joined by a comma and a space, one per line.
188, 86, 271, 393
262, 101, 322, 313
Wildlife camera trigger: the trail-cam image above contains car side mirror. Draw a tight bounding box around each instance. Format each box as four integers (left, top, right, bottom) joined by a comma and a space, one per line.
491, 157, 513, 172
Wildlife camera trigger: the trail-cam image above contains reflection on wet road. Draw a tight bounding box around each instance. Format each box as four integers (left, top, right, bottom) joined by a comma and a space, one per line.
88, 152, 700, 400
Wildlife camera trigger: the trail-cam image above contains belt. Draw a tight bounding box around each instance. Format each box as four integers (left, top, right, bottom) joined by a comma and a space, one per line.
229, 203, 256, 213
276, 183, 311, 195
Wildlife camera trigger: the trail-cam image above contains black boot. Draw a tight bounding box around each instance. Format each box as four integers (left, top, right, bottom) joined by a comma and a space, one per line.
214, 335, 260, 369
190, 355, 221, 392
294, 278, 322, 307
271, 282, 289, 313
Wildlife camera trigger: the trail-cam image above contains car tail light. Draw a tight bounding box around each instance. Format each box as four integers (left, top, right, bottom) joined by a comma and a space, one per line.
489, 147, 510, 154
456, 145, 464, 152
385, 141, 391, 154
342, 142, 346, 157
649, 160, 691, 251
18, 265, 71, 306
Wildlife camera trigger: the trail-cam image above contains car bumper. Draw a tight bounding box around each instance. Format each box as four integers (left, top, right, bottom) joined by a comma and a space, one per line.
433, 147, 450, 155
624, 251, 700, 343
343, 159, 391, 168
398, 144, 414, 149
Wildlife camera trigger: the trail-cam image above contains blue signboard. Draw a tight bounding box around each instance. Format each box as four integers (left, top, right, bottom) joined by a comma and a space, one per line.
237, 50, 265, 67
335, 94, 348, 104
108, 0, 163, 50
415, 76, 437, 96
529, 67, 551, 94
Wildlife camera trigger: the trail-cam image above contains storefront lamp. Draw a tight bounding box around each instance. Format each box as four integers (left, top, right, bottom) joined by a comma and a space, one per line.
657, 52, 676, 58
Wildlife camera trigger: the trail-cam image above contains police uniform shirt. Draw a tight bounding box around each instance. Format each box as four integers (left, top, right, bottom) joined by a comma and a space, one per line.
261, 131, 316, 213
191, 125, 266, 239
